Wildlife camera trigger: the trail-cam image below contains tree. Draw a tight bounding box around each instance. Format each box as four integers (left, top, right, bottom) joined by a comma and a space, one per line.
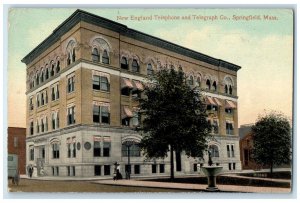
251, 112, 291, 177
138, 68, 210, 180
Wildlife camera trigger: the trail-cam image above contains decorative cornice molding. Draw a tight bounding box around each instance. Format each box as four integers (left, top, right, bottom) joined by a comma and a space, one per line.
21, 9, 241, 72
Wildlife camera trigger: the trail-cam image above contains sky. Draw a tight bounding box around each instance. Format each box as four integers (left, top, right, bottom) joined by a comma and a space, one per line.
6, 8, 294, 128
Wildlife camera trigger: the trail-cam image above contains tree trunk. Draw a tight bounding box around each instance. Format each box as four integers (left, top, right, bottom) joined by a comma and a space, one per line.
170, 145, 174, 181
270, 162, 273, 178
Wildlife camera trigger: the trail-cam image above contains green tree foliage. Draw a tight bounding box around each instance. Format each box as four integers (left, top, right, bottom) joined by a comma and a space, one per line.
251, 112, 291, 176
138, 68, 210, 180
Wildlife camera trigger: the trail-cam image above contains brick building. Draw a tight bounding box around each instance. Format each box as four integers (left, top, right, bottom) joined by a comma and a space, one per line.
22, 9, 241, 178
7, 127, 26, 174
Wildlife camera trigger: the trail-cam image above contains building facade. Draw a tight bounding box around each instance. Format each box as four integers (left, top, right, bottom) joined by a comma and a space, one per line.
8, 127, 26, 174
22, 10, 241, 178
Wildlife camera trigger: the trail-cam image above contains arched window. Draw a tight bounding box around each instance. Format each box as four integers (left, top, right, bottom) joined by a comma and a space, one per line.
36, 72, 39, 86
51, 63, 55, 77
121, 57, 128, 70
45, 68, 49, 80
72, 48, 76, 62
56, 60, 60, 73
224, 76, 234, 95
92, 48, 100, 62
212, 81, 217, 91
67, 53, 71, 66
40, 70, 44, 83
196, 77, 201, 87
209, 145, 219, 157
229, 85, 233, 95
102, 50, 109, 64
132, 59, 139, 72
66, 39, 76, 66
147, 63, 153, 75
206, 79, 211, 90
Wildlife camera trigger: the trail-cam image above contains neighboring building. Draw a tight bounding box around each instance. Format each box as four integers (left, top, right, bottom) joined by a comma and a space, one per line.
7, 127, 26, 174
239, 124, 291, 170
22, 9, 241, 178
239, 125, 257, 170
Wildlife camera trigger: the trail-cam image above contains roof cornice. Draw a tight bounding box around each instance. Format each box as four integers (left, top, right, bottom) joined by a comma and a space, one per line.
21, 9, 241, 72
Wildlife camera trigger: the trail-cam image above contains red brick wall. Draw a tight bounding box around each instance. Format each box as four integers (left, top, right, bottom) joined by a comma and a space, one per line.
8, 127, 26, 174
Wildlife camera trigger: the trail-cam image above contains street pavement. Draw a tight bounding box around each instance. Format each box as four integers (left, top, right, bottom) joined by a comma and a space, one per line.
20, 174, 291, 193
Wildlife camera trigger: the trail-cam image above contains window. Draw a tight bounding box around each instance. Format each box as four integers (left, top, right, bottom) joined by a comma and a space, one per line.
228, 163, 232, 170
102, 50, 109, 64
40, 71, 44, 83
225, 85, 228, 94
134, 165, 140, 174
94, 141, 101, 157
229, 85, 233, 95
36, 94, 40, 107
103, 141, 110, 157
67, 106, 75, 125
176, 151, 182, 171
52, 166, 59, 176
125, 165, 131, 174
30, 147, 34, 161
56, 61, 60, 73
52, 143, 60, 159
51, 85, 59, 101
212, 120, 219, 134
93, 105, 110, 124
29, 97, 34, 111
73, 142, 76, 158
207, 105, 218, 111
30, 121, 34, 135
226, 122, 234, 135
231, 145, 235, 157
72, 48, 76, 62
122, 117, 131, 126
206, 79, 211, 90
121, 88, 131, 96
122, 143, 141, 157
51, 64, 55, 77
121, 57, 128, 70
225, 108, 233, 114
52, 112, 59, 130
36, 73, 39, 86
152, 164, 157, 173
159, 164, 165, 173
67, 143, 71, 158
41, 93, 45, 106
132, 59, 139, 72
227, 144, 235, 157
67, 52, 71, 66
193, 164, 197, 172
95, 165, 101, 176
67, 166, 70, 176
147, 63, 153, 75
92, 48, 100, 62
196, 77, 201, 87
209, 145, 219, 157
233, 163, 236, 170
104, 165, 110, 175
45, 68, 49, 80
93, 75, 110, 91
132, 111, 140, 127
67, 75, 75, 93
212, 81, 217, 91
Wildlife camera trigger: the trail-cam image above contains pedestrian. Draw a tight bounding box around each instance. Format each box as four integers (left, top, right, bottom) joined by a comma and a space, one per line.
29, 167, 32, 178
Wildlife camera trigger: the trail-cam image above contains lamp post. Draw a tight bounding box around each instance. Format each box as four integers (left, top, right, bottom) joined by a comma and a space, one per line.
125, 141, 134, 179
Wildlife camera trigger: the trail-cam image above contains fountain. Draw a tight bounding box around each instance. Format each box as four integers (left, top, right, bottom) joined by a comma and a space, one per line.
201, 150, 223, 191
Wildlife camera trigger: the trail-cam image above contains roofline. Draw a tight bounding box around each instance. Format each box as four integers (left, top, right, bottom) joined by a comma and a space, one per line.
21, 9, 241, 72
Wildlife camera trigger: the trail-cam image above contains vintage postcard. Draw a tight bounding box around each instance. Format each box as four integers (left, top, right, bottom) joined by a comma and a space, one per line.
5, 7, 294, 198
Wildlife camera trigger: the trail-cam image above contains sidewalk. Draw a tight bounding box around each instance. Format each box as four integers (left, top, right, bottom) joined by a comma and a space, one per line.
93, 179, 291, 193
